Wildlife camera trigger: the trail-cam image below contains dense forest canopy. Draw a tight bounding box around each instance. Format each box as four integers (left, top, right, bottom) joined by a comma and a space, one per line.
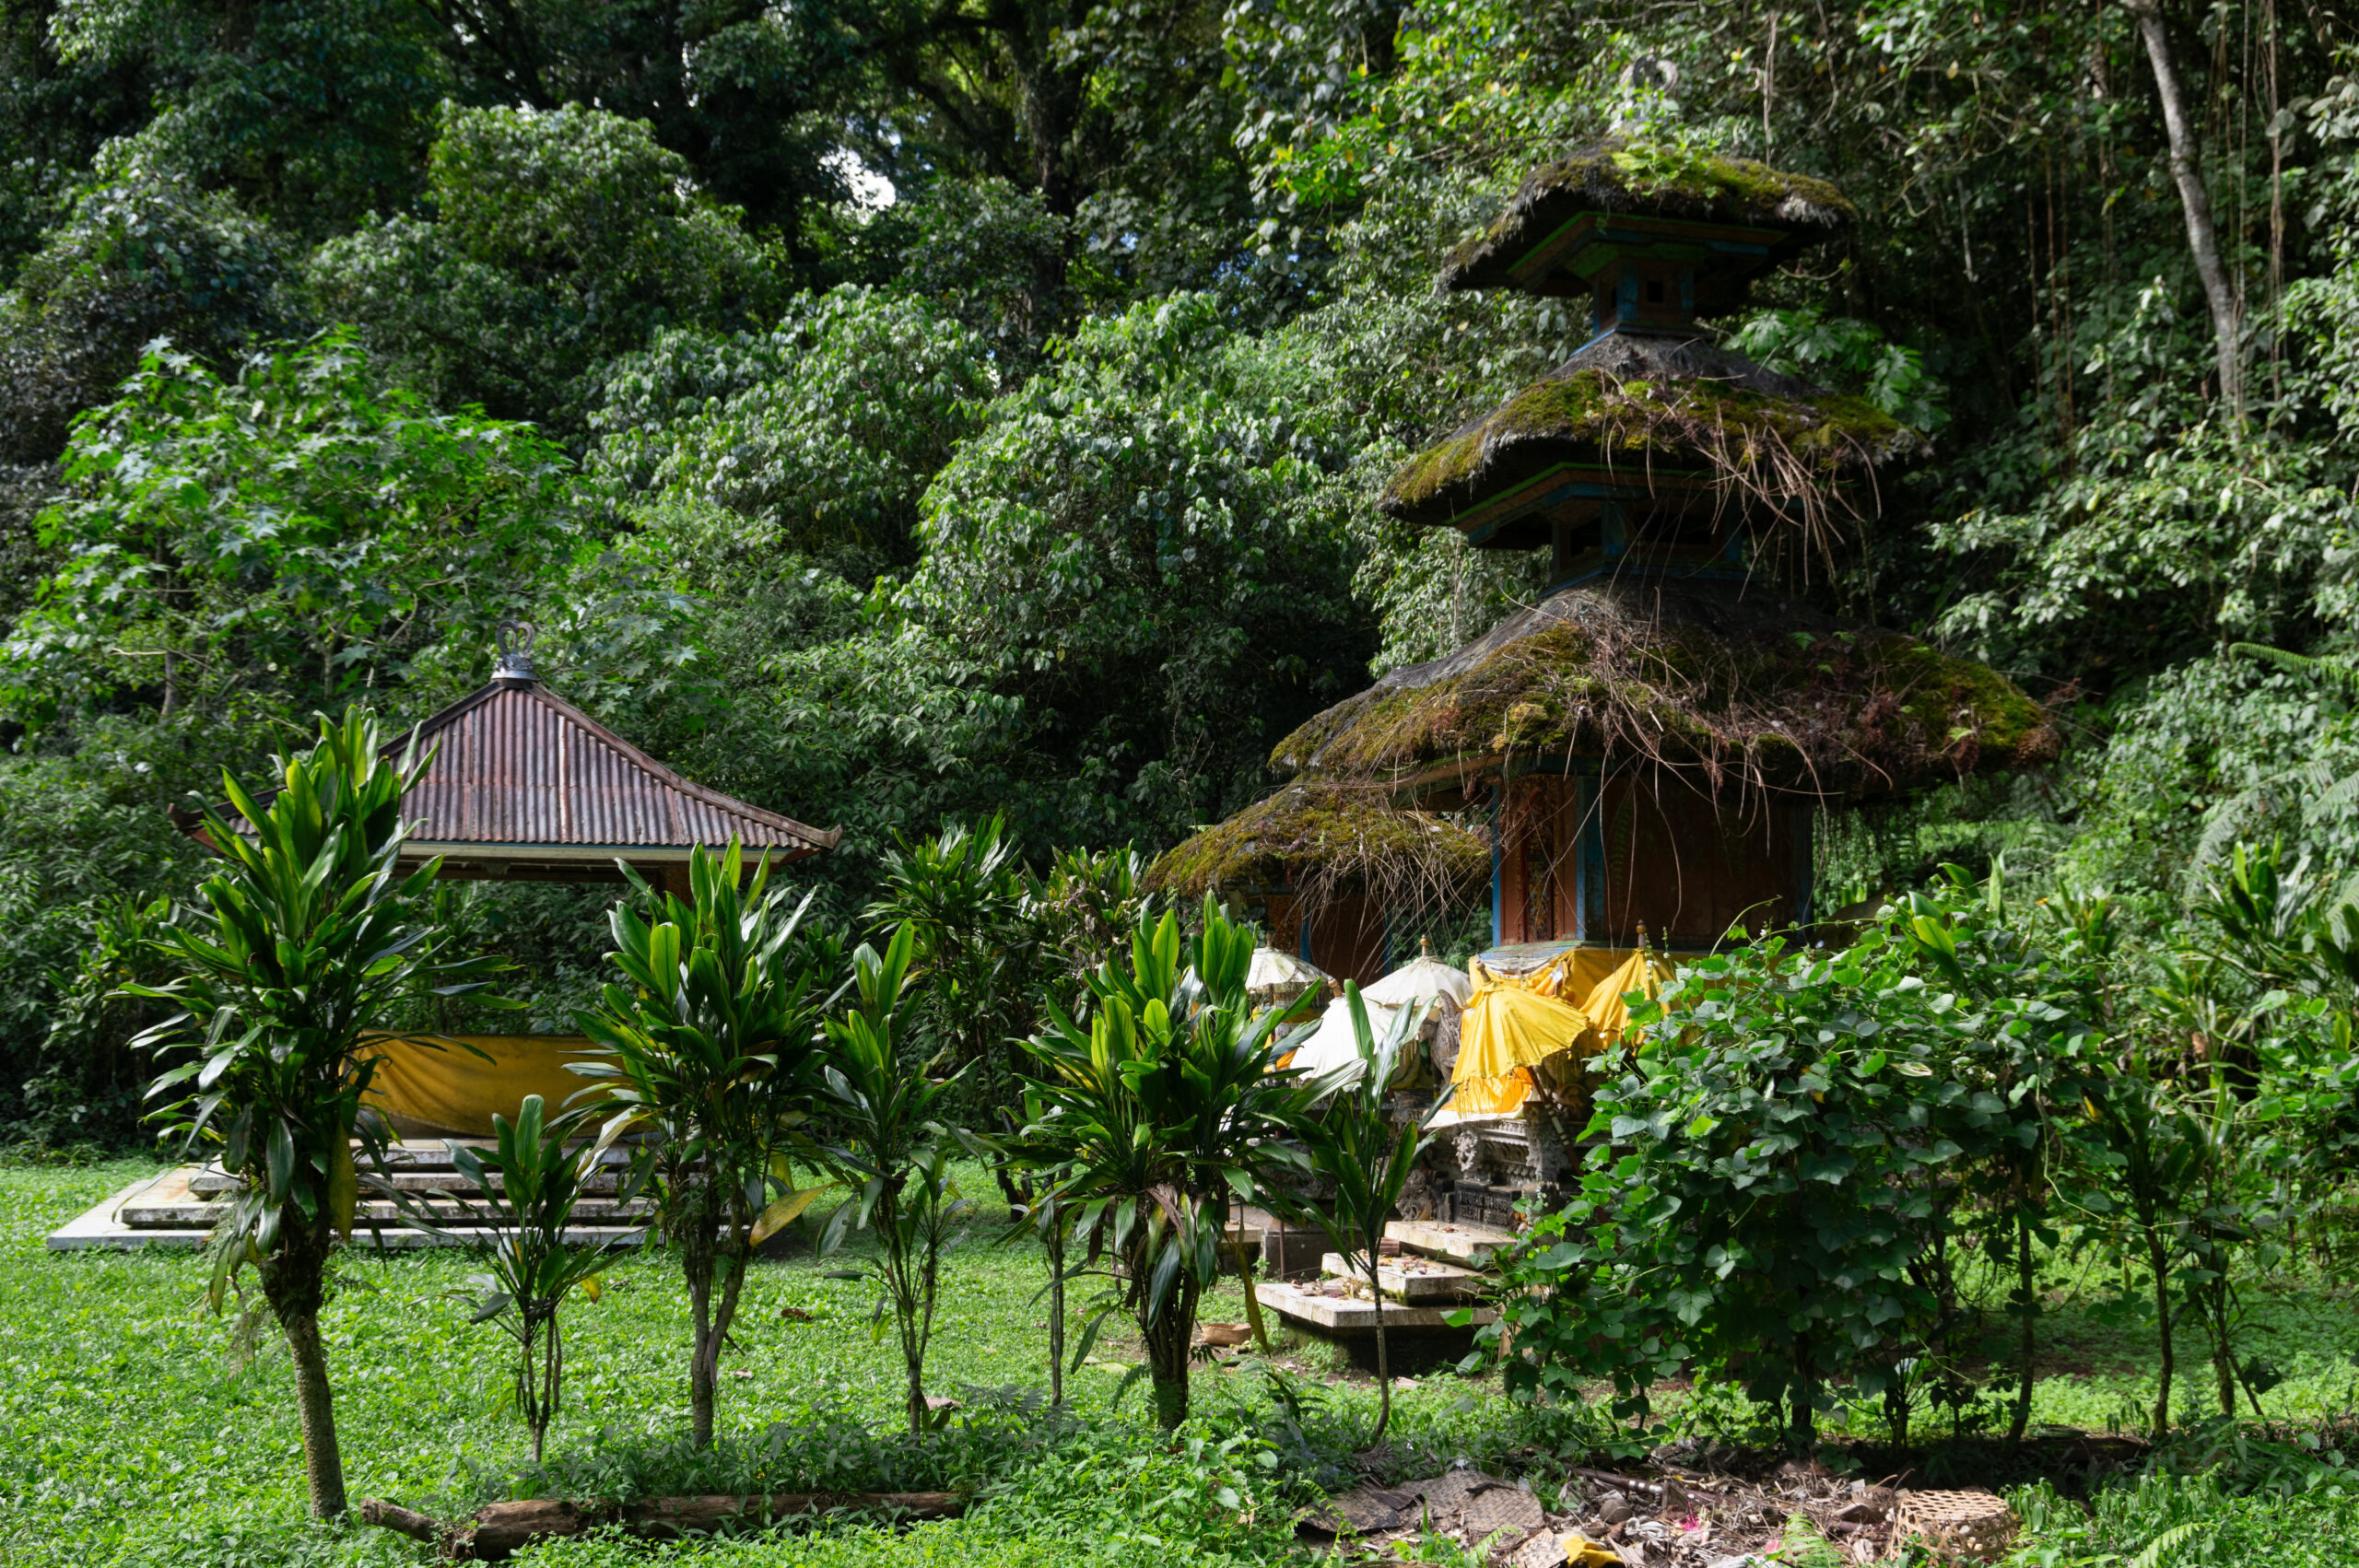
2, 0, 2356, 1148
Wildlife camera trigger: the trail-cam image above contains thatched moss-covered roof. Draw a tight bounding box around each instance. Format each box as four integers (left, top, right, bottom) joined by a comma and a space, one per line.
1442, 138, 1856, 297
1148, 780, 1488, 903
1379, 333, 1926, 533
1272, 580, 2059, 801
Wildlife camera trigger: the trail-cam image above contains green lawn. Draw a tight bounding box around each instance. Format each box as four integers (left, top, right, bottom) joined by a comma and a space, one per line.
0, 1160, 1523, 1568
4, 1161, 2355, 1568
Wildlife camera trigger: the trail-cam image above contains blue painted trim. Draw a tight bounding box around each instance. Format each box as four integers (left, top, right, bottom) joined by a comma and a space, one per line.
1489, 781, 1504, 949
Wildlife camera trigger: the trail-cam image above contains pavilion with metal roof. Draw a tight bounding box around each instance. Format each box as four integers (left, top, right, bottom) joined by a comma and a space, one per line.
184, 623, 839, 892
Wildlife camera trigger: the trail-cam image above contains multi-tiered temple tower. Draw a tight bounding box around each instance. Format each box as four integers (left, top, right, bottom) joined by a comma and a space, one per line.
1157, 142, 2058, 979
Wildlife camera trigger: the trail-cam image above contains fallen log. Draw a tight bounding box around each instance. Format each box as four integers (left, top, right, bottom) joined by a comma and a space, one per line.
358, 1491, 968, 1561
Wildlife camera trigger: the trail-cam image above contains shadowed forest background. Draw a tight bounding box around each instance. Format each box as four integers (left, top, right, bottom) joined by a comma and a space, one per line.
2, 0, 2357, 1152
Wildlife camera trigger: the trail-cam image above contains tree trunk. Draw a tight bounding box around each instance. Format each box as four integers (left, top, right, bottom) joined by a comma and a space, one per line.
898, 1250, 928, 1438
1366, 1258, 1392, 1445
685, 1224, 719, 1448
1789, 1330, 1817, 1456
2142, 1212, 2176, 1434
1141, 1281, 1196, 1430
2207, 1263, 2237, 1418
1228, 1227, 1272, 1353
1047, 1223, 1066, 1408
2126, 0, 2241, 414
283, 1308, 349, 1518
262, 1221, 346, 1518
2007, 1211, 2036, 1443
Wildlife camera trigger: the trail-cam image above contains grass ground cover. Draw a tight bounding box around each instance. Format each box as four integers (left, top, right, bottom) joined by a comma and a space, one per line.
4, 1159, 2354, 1566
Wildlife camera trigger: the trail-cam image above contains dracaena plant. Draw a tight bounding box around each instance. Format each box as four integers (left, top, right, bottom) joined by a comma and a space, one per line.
393, 1094, 621, 1461
127, 708, 508, 1518
1016, 899, 1319, 1428
1281, 983, 1445, 1445
812, 923, 980, 1437
574, 840, 831, 1448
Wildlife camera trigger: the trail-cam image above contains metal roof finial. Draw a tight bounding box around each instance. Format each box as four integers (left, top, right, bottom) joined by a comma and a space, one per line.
493, 619, 537, 684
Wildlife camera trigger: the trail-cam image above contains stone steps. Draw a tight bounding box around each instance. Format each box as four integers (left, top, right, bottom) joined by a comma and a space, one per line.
186, 1168, 632, 1197
1317, 1251, 1489, 1304
1257, 1219, 1514, 1340
46, 1151, 654, 1252
1383, 1218, 1517, 1267
1252, 1280, 1498, 1334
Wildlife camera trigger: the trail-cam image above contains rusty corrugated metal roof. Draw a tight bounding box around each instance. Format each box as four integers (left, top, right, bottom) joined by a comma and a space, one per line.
195, 673, 839, 873
393, 676, 838, 860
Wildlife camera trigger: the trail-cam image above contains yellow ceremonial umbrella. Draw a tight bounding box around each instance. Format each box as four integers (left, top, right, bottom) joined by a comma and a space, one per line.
1579, 947, 1666, 1043
1438, 960, 1601, 1121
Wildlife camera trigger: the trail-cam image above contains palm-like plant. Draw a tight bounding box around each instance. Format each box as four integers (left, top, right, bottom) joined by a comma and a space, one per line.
574, 840, 830, 1448
866, 813, 1030, 1113
1283, 983, 1446, 1445
1017, 900, 1319, 1428
812, 924, 978, 1436
1022, 844, 1160, 1007
129, 708, 507, 1518
394, 1094, 621, 1461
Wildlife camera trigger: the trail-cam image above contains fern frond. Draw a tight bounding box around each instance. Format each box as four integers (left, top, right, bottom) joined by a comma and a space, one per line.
2311, 766, 2359, 820
2231, 641, 2359, 697
2128, 1518, 2210, 1568
2195, 787, 2271, 866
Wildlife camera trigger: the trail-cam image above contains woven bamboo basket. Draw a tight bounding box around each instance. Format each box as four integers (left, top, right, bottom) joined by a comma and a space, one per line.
1887, 1488, 2018, 1561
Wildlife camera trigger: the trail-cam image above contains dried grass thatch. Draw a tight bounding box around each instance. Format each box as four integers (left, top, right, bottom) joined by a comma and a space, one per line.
1147, 780, 1488, 919
1442, 137, 1855, 300
1273, 579, 2060, 802
1381, 333, 1928, 568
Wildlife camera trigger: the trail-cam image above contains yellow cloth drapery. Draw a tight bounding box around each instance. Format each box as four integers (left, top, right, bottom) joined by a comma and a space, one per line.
1577, 948, 1663, 1041
1517, 946, 1638, 1005
359, 1035, 604, 1139
1442, 947, 1668, 1123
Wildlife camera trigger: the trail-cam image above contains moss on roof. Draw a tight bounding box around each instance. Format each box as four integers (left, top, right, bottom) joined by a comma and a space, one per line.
1272, 581, 2060, 801
1443, 138, 1856, 293
1147, 781, 1489, 901
1379, 366, 1918, 528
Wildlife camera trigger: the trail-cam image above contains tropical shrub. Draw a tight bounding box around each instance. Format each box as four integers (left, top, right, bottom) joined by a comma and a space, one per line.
1277, 983, 1443, 1442
865, 815, 1032, 1122
398, 1094, 623, 1461
1479, 882, 2091, 1451
1017, 900, 1317, 1427
813, 924, 977, 1435
575, 841, 831, 1447
126, 708, 508, 1515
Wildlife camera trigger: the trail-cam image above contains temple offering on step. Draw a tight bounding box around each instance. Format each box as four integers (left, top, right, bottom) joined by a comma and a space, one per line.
1158, 141, 2060, 1240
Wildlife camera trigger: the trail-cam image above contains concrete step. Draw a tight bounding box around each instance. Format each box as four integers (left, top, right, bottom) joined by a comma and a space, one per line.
45, 1170, 651, 1251
122, 1196, 656, 1229
1254, 1279, 1497, 1334
187, 1140, 634, 1195
1383, 1219, 1517, 1267
1318, 1251, 1490, 1304
187, 1168, 630, 1197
